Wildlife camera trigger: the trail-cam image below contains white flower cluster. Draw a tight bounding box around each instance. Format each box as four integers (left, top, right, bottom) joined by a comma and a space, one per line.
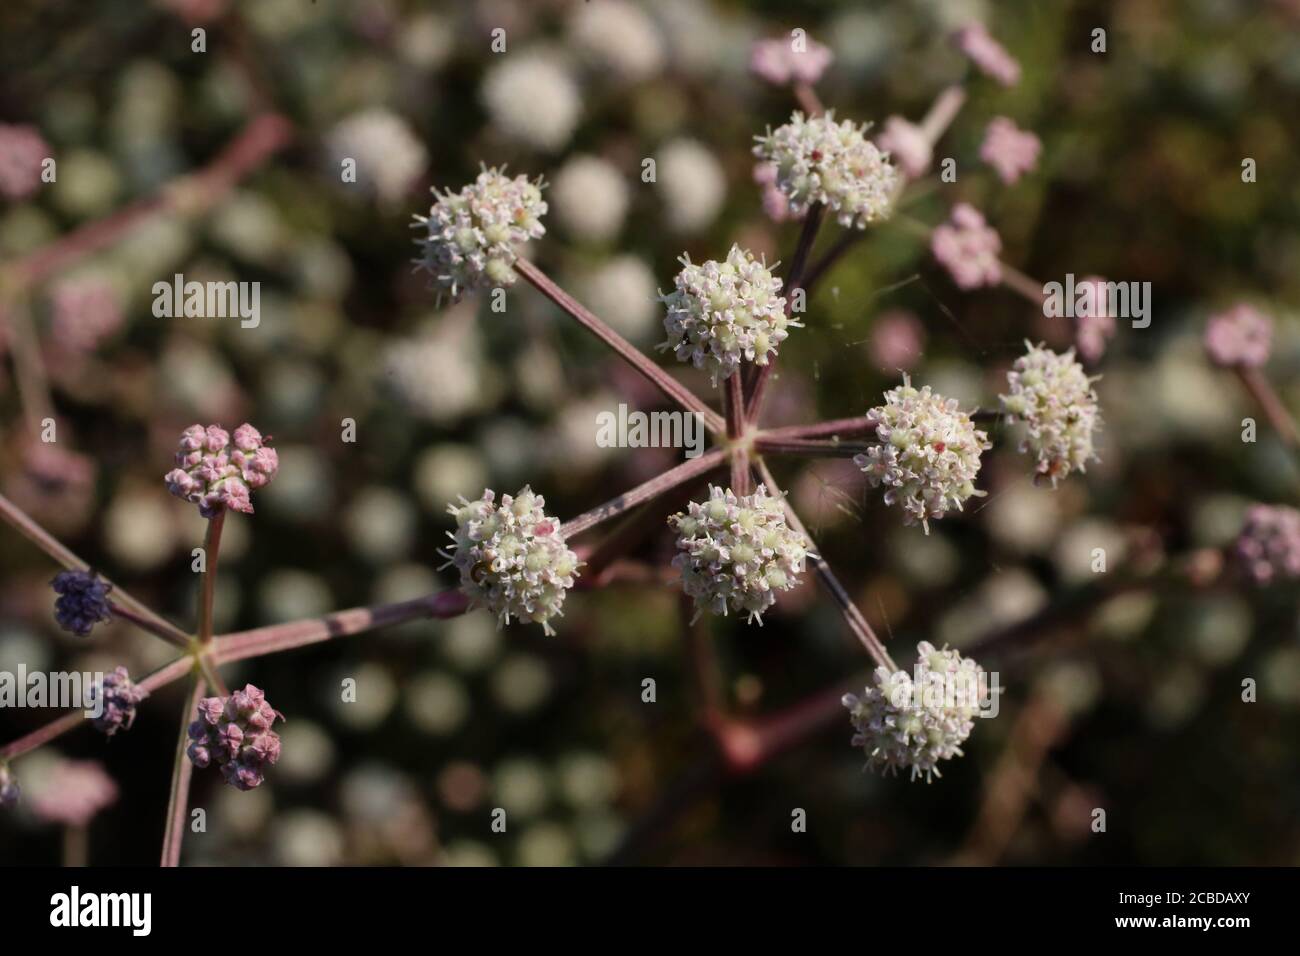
999, 342, 1101, 486
753, 111, 901, 228
415, 167, 547, 302
842, 641, 985, 782
855, 378, 989, 532
669, 485, 814, 624
442, 486, 579, 635
658, 245, 791, 385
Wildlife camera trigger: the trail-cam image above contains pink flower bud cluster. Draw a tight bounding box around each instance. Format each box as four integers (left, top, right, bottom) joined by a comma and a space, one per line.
91, 666, 149, 737
187, 684, 284, 791
164, 423, 279, 518
931, 203, 1002, 290
876, 117, 932, 180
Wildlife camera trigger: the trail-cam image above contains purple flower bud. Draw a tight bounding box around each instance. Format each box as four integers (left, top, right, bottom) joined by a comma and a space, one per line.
50, 569, 114, 637
90, 666, 149, 737
185, 684, 284, 790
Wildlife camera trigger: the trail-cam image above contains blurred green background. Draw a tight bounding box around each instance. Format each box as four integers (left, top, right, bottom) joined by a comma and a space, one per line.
1, 0, 1299, 865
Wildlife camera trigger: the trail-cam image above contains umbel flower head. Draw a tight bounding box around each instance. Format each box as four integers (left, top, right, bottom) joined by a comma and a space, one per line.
90, 666, 149, 737
0, 762, 18, 809
753, 111, 900, 229
164, 423, 279, 518
855, 377, 989, 532
442, 486, 580, 635
51, 569, 113, 636
1234, 504, 1300, 586
842, 641, 985, 782
658, 245, 791, 385
999, 342, 1101, 486
669, 484, 815, 624
187, 684, 284, 791
414, 166, 547, 303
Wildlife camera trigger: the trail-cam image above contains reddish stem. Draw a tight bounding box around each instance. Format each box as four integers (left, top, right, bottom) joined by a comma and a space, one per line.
755, 459, 895, 670
746, 203, 825, 424
754, 436, 876, 458
214, 590, 471, 664
560, 448, 727, 539
161, 675, 206, 868
516, 258, 725, 434
757, 417, 879, 441
1236, 366, 1299, 449
0, 491, 193, 647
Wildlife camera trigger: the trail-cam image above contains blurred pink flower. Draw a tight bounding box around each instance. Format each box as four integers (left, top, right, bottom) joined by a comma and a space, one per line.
980, 117, 1041, 185
4, 438, 97, 532
753, 162, 793, 222
0, 123, 50, 201
1204, 304, 1272, 368
30, 759, 118, 827
931, 203, 1002, 289
953, 23, 1021, 87
876, 117, 932, 180
50, 276, 123, 351
1073, 275, 1117, 363
870, 310, 926, 371
750, 36, 833, 86
1235, 504, 1300, 585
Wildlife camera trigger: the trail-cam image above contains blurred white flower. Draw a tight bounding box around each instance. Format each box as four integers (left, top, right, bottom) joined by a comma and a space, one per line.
481, 50, 581, 151
342, 486, 416, 563
274, 811, 345, 866
383, 314, 494, 423
655, 138, 726, 233
325, 108, 427, 203
551, 155, 629, 243
568, 0, 664, 82
575, 255, 659, 342
404, 671, 471, 735
414, 445, 489, 514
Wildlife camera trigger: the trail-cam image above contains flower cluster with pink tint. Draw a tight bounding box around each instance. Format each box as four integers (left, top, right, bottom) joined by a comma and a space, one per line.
931, 203, 1002, 289
953, 22, 1021, 87
1204, 304, 1273, 369
980, 117, 1041, 185
1235, 504, 1300, 586
0, 123, 50, 200
187, 684, 284, 791
750, 36, 833, 86
164, 423, 279, 518
29, 759, 118, 826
